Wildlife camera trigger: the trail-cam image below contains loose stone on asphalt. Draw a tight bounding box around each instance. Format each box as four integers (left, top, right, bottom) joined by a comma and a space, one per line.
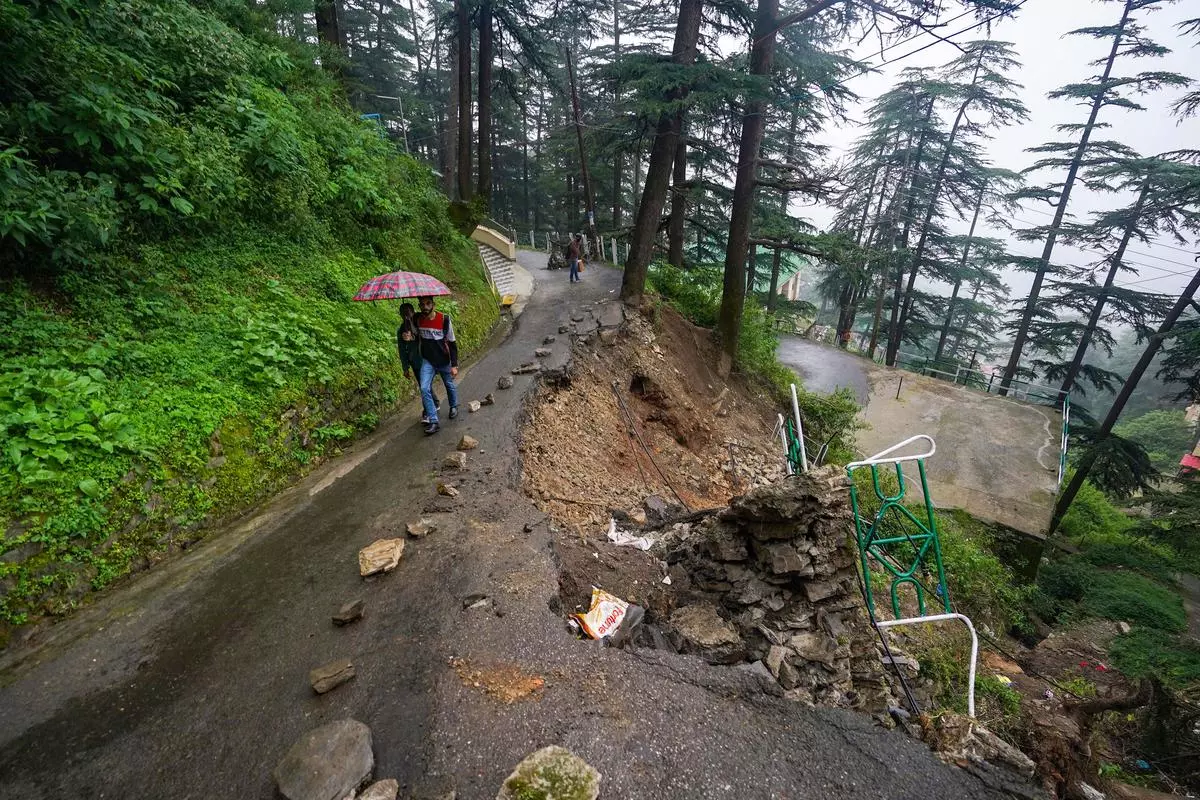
272, 719, 373, 800
357, 539, 404, 577
310, 658, 355, 694
332, 599, 365, 626
497, 375, 514, 389
442, 452, 467, 470
496, 746, 600, 800
406, 518, 436, 538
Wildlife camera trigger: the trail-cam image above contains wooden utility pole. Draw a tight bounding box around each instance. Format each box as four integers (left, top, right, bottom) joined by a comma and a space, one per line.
566, 49, 599, 256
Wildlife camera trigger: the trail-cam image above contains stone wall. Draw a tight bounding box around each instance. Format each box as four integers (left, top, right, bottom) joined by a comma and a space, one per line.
654, 466, 893, 710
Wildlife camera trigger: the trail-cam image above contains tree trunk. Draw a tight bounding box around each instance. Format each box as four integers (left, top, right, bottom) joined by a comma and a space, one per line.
885, 96, 935, 366
612, 0, 624, 231
314, 0, 346, 75
667, 128, 687, 268
746, 244, 758, 293
476, 0, 493, 208
896, 62, 981, 343
1058, 176, 1152, 397
522, 99, 531, 227
1050, 265, 1200, 534
455, 0, 472, 203
767, 248, 782, 311
1001, 0, 1133, 392
533, 87, 544, 230
438, 21, 456, 196
619, 0, 703, 304
567, 49, 599, 255
717, 0, 778, 376
934, 184, 985, 360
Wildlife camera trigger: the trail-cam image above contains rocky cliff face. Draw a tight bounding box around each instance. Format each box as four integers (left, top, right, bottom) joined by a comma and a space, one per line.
654, 466, 894, 711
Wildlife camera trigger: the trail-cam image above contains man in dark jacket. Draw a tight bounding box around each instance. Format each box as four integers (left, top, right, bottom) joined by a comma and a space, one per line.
397, 302, 438, 423
567, 233, 583, 283
413, 295, 459, 435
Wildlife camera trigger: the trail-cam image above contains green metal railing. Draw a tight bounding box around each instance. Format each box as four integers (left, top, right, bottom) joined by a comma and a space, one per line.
846, 435, 951, 619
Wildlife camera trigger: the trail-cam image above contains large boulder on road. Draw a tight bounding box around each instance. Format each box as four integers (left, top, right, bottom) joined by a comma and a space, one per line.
272, 719, 373, 800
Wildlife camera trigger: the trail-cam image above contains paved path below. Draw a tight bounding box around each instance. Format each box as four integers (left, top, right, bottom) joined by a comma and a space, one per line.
777, 336, 870, 404
777, 335, 1058, 537
0, 263, 1031, 800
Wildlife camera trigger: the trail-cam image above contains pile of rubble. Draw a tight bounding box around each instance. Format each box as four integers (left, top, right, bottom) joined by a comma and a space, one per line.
642, 467, 894, 710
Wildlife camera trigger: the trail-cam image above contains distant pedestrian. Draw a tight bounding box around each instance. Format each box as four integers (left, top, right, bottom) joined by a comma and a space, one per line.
567, 233, 583, 283
413, 295, 460, 435
397, 302, 439, 423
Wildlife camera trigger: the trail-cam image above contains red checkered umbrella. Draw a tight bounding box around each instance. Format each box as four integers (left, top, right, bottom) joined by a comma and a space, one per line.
352, 271, 451, 302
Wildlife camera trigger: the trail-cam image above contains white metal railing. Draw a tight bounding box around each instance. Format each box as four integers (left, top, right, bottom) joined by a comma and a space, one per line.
875, 613, 979, 717
845, 434, 937, 470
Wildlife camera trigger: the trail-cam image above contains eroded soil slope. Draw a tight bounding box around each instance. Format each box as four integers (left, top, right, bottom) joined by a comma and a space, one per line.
520, 303, 786, 531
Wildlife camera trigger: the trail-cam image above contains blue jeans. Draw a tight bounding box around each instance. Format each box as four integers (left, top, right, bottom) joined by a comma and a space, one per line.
568, 258, 579, 282
420, 360, 457, 423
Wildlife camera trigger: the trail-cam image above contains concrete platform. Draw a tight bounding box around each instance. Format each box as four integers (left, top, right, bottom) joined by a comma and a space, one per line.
778, 337, 1060, 537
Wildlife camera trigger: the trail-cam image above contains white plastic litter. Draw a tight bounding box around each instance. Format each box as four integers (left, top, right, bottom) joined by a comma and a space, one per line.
606, 518, 653, 551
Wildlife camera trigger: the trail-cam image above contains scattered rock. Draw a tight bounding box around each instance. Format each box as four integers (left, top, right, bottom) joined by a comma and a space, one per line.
668, 603, 745, 664
496, 746, 600, 800
570, 312, 585, 322
463, 593, 490, 610
543, 336, 556, 344
922, 712, 1035, 779
1117, 621, 1132, 635
523, 522, 535, 533
443, 452, 468, 470
332, 599, 365, 626
535, 347, 552, 358
272, 719, 373, 800
643, 495, 683, 527
765, 645, 791, 678
480, 393, 495, 406
498, 375, 515, 389
406, 519, 436, 538
437, 483, 460, 498
598, 329, 618, 346
359, 779, 400, 800
512, 363, 541, 375
358, 539, 405, 577
458, 435, 479, 450
557, 325, 570, 334
310, 658, 356, 694
467, 400, 482, 413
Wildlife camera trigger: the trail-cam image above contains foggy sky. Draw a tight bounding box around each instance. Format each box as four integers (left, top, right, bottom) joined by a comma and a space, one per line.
802, 0, 1200, 300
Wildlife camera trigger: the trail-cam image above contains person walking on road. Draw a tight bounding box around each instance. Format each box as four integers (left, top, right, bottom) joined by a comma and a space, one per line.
397, 302, 439, 423
414, 295, 459, 435
567, 233, 583, 283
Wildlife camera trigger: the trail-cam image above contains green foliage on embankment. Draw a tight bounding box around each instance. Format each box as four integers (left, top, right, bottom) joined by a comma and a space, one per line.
0, 0, 497, 632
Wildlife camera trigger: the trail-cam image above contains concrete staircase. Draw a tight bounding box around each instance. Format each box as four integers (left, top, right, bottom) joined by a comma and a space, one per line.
477, 241, 517, 299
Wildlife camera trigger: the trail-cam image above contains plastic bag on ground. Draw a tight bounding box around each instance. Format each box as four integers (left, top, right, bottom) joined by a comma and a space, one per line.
574, 587, 629, 639
606, 518, 653, 551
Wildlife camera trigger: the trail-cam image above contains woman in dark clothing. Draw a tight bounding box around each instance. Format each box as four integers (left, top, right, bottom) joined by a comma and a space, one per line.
397, 302, 438, 423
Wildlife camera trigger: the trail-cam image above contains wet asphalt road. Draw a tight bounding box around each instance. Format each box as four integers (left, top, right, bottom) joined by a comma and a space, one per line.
776, 336, 871, 404
0, 255, 1034, 800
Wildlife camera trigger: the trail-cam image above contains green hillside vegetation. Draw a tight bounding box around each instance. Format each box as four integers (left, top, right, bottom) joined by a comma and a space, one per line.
0, 0, 498, 632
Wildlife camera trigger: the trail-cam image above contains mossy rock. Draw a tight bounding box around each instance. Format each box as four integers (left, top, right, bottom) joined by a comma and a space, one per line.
497, 746, 600, 800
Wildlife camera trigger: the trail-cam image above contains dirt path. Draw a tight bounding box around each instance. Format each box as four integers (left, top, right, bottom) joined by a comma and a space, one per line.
0, 257, 1030, 800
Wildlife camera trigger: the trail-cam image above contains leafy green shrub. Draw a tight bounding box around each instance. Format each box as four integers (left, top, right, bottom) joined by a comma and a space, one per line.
1082, 570, 1186, 633
1036, 557, 1186, 632
1057, 477, 1132, 541
1109, 628, 1200, 689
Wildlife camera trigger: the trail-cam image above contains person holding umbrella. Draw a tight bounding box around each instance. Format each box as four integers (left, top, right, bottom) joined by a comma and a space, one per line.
352, 270, 457, 434
397, 302, 439, 423
413, 295, 459, 435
